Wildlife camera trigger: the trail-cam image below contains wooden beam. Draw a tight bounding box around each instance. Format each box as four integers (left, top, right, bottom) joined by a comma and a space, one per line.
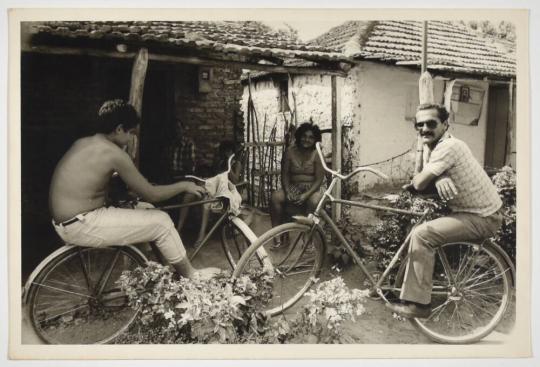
421, 21, 428, 73
331, 75, 342, 222
25, 45, 348, 76
127, 48, 148, 167
505, 78, 515, 167
129, 48, 148, 116
414, 21, 428, 176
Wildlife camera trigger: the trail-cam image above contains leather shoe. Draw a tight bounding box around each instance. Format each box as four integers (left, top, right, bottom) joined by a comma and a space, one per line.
386, 301, 432, 319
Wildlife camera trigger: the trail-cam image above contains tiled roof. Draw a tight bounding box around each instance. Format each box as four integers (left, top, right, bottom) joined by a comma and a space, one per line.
310, 21, 515, 77
31, 21, 350, 64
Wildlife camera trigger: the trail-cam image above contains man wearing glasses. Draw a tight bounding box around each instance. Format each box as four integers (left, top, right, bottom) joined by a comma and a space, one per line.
386, 104, 503, 318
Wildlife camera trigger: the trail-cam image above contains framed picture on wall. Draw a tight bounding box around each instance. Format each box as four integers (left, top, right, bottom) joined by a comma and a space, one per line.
449, 82, 485, 126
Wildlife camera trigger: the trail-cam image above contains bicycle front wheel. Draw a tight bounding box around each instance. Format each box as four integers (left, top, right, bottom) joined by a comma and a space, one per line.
411, 242, 512, 344
28, 246, 146, 344
233, 222, 325, 317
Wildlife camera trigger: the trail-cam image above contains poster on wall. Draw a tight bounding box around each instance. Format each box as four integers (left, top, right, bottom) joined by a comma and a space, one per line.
449, 82, 486, 126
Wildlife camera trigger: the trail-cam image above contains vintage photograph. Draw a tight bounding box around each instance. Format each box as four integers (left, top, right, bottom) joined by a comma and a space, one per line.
8, 8, 530, 359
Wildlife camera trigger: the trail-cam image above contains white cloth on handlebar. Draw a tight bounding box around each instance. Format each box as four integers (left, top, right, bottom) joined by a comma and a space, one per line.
204, 172, 242, 215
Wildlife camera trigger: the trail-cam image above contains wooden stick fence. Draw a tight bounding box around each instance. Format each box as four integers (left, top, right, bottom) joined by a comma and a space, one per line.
244, 74, 296, 211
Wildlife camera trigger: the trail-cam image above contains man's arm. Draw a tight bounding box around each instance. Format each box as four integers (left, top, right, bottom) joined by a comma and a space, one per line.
113, 150, 205, 203
411, 170, 438, 191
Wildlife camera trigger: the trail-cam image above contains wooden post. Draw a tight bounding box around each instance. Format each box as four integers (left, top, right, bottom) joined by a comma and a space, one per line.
128, 47, 149, 167
414, 21, 429, 175
505, 78, 515, 166
421, 21, 428, 74
331, 75, 342, 222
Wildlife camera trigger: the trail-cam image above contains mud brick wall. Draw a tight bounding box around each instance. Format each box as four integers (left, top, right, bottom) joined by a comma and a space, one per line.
174, 65, 244, 174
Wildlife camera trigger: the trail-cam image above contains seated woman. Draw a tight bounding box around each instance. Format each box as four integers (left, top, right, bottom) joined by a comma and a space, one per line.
270, 122, 324, 230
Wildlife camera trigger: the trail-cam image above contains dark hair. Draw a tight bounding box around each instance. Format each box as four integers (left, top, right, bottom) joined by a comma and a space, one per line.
414, 104, 450, 123
96, 99, 140, 134
294, 122, 322, 148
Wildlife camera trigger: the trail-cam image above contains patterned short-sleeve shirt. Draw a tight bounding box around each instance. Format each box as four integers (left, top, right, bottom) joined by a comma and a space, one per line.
423, 132, 502, 217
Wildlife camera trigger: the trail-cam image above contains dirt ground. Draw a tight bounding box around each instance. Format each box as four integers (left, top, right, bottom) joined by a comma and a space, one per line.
21, 201, 516, 345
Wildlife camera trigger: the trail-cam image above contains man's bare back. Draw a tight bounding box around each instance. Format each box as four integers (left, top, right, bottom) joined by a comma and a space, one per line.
48, 99, 219, 280
49, 135, 125, 222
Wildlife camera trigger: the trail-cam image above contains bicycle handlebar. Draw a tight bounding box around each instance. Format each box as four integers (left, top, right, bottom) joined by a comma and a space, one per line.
315, 142, 389, 182
183, 151, 239, 184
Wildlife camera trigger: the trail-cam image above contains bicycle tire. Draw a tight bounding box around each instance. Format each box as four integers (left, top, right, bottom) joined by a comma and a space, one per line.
28, 246, 147, 344
233, 222, 325, 317
410, 241, 512, 344
220, 221, 252, 270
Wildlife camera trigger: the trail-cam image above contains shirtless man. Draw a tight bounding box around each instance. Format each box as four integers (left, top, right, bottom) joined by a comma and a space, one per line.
49, 99, 219, 279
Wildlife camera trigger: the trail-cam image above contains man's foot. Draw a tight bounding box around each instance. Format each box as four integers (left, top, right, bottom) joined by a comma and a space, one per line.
192, 267, 221, 281
385, 301, 432, 319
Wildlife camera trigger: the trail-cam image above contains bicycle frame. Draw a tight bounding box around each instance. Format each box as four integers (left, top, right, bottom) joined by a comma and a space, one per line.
302, 142, 436, 299
307, 181, 429, 295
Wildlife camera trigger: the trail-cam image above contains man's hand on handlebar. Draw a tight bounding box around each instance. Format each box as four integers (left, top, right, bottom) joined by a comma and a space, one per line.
183, 181, 207, 199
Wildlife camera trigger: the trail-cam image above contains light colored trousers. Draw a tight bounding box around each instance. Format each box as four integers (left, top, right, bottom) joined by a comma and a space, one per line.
52, 202, 186, 264
400, 210, 503, 305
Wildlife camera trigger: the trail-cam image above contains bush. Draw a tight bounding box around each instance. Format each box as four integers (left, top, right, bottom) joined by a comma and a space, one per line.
491, 166, 516, 262
115, 262, 273, 344
365, 166, 516, 271
114, 264, 368, 344
364, 192, 449, 273
270, 277, 368, 344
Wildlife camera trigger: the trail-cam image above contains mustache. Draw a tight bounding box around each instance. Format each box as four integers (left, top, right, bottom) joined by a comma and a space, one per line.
421, 132, 434, 137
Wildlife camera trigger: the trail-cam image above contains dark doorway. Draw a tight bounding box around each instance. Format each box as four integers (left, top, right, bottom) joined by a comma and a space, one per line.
21, 53, 131, 279
139, 64, 175, 184
484, 85, 509, 169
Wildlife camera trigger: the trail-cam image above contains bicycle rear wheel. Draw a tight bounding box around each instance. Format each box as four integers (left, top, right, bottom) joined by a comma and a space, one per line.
233, 222, 325, 317
28, 246, 146, 344
221, 221, 252, 269
410, 241, 512, 344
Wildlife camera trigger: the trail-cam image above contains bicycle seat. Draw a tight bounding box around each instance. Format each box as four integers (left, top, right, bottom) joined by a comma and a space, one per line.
292, 215, 314, 225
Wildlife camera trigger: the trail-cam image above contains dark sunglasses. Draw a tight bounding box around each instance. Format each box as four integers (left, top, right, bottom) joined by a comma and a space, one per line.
414, 119, 440, 130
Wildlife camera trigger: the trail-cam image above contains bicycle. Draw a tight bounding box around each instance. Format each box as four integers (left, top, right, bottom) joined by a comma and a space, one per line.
22, 154, 264, 344
233, 142, 515, 344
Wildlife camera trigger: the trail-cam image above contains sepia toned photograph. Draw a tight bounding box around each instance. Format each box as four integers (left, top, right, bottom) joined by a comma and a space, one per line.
7, 7, 531, 360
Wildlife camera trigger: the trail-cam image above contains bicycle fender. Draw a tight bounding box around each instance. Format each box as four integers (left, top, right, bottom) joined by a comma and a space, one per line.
229, 216, 258, 243
22, 244, 77, 304
22, 244, 148, 304
486, 241, 516, 287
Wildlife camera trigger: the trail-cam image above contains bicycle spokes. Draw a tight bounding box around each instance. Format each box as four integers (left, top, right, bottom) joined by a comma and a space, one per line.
234, 223, 325, 316
412, 242, 511, 344
29, 247, 143, 344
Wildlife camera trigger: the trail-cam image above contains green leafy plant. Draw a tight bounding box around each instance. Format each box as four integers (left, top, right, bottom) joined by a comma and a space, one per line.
364, 192, 449, 273
275, 277, 368, 344
491, 166, 516, 263
114, 262, 273, 344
